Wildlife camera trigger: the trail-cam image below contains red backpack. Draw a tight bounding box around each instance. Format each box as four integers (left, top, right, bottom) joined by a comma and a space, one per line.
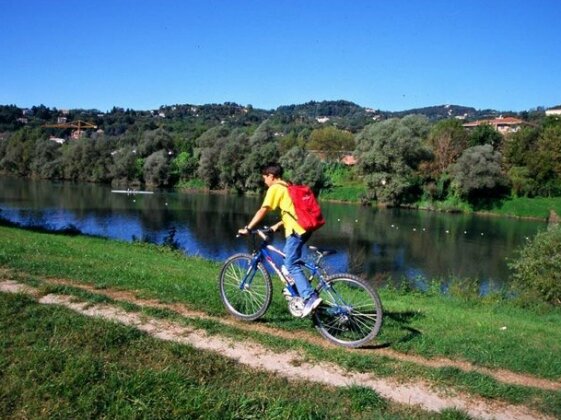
284, 183, 325, 231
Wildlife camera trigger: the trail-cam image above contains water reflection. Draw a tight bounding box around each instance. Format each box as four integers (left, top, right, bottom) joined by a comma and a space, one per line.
0, 176, 546, 292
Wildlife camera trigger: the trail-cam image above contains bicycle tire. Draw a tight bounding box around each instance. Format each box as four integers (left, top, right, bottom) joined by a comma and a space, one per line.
313, 273, 383, 348
219, 253, 272, 321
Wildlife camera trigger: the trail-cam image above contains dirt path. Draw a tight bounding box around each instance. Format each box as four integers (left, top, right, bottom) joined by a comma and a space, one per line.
41, 277, 561, 393
0, 278, 555, 420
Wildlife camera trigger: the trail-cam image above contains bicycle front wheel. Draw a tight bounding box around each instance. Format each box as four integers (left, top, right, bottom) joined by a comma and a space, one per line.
219, 253, 272, 321
314, 273, 383, 348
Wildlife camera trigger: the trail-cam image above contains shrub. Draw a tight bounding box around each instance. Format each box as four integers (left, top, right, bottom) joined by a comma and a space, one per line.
451, 144, 509, 201
509, 225, 561, 305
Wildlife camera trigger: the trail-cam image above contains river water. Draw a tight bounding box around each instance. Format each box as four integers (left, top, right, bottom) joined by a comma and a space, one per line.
0, 176, 546, 293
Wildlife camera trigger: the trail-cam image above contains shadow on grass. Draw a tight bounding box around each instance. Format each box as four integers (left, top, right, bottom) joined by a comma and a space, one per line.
362, 310, 424, 350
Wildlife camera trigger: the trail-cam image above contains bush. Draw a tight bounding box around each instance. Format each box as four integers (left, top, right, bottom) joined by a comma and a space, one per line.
509, 225, 561, 305
451, 144, 509, 201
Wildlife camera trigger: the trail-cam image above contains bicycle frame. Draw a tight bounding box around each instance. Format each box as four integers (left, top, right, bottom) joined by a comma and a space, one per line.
240, 230, 327, 300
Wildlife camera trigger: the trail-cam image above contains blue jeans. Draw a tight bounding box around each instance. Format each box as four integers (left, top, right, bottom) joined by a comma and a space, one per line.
284, 232, 314, 300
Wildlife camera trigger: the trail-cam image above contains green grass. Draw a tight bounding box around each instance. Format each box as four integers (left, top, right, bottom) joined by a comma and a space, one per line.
415, 195, 561, 219
320, 184, 366, 203
1, 225, 561, 417
1, 225, 560, 379
484, 196, 561, 219
1, 293, 442, 419
379, 288, 561, 379
416, 196, 473, 213
175, 177, 207, 190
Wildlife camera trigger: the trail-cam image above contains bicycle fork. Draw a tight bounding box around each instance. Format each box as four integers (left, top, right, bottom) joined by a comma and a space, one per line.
239, 258, 260, 290
317, 283, 353, 317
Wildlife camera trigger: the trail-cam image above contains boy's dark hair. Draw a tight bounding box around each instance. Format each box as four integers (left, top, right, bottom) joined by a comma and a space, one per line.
260, 163, 283, 178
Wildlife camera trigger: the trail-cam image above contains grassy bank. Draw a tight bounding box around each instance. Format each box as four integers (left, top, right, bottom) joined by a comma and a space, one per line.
481, 196, 561, 220
173, 175, 561, 220
325, 188, 561, 221
319, 183, 366, 203
1, 225, 560, 417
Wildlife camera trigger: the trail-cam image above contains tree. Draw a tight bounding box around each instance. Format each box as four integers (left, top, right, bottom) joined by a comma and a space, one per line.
307, 126, 354, 161
90, 136, 114, 183
355, 115, 430, 205
422, 119, 468, 177
143, 150, 170, 187
170, 151, 198, 182
507, 166, 536, 197
279, 147, 329, 192
0, 105, 24, 131
451, 144, 509, 200
240, 120, 280, 191
0, 128, 42, 176
468, 124, 502, 148
109, 146, 139, 183
528, 124, 561, 196
502, 126, 539, 169
217, 130, 250, 191
30, 138, 62, 179
137, 128, 174, 157
278, 131, 300, 155
509, 225, 561, 306
196, 126, 232, 189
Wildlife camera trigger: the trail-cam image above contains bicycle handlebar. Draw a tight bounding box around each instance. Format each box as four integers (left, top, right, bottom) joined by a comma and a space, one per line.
236, 226, 273, 239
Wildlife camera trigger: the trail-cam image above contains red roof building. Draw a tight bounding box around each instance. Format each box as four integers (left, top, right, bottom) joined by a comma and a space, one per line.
463, 116, 526, 135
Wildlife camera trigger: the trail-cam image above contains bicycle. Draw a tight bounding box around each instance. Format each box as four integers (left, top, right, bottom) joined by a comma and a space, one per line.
218, 227, 383, 348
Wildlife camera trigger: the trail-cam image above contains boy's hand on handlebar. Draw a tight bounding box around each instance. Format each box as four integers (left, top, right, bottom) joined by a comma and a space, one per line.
238, 226, 250, 236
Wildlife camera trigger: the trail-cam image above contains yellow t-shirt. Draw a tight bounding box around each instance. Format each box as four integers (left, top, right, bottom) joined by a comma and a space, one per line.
262, 182, 306, 237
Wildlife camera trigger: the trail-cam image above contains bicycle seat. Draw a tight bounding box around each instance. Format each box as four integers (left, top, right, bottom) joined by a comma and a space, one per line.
308, 246, 337, 257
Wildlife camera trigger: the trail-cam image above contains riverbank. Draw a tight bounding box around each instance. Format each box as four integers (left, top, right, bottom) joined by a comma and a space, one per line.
1, 225, 560, 418
177, 180, 561, 222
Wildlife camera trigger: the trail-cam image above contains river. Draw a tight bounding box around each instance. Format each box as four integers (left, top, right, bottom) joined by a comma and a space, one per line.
0, 176, 546, 293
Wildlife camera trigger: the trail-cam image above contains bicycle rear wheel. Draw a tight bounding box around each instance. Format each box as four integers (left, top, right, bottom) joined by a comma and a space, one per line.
219, 253, 272, 321
314, 273, 383, 348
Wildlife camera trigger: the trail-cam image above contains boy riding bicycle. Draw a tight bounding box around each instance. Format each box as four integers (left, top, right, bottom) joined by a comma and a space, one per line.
238, 163, 322, 317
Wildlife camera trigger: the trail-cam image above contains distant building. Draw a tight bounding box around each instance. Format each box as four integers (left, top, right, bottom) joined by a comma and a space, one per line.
316, 116, 330, 123
462, 116, 526, 135
340, 154, 357, 166
545, 106, 561, 116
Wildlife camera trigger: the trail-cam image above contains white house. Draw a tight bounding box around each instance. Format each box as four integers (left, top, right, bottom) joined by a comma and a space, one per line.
545, 106, 561, 116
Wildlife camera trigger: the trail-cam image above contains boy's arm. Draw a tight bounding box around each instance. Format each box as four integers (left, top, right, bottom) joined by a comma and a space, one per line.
271, 221, 283, 232
238, 206, 270, 235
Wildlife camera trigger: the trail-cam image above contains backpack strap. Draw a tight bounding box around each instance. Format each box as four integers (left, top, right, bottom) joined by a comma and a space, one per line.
274, 181, 298, 223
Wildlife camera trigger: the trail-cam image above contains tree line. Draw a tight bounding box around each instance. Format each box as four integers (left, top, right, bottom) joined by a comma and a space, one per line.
0, 102, 560, 206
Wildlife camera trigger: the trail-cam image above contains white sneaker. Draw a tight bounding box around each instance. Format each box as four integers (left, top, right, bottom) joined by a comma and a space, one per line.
301, 293, 322, 318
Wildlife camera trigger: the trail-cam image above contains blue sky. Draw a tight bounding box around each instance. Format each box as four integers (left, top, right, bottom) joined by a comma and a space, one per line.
1, 0, 560, 112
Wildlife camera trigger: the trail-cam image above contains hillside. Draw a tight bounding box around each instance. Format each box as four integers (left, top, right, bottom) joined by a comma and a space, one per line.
0, 100, 531, 135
